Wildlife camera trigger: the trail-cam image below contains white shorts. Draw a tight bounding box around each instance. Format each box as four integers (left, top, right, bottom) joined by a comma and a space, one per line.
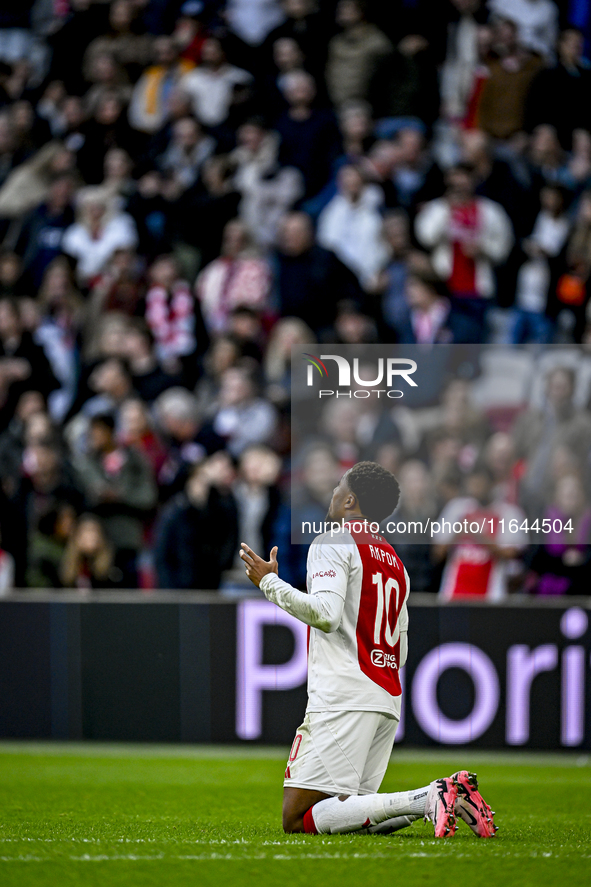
283, 710, 399, 796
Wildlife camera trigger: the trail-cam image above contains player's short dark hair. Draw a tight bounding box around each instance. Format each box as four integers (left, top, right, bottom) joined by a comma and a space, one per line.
346, 461, 400, 523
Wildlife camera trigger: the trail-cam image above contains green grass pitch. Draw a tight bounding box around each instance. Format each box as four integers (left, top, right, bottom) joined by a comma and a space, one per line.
0, 743, 589, 887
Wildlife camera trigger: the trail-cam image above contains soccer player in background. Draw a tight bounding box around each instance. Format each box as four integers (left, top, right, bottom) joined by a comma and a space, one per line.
240, 461, 497, 838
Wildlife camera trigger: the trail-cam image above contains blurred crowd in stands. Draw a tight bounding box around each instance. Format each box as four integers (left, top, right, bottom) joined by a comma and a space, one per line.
0, 0, 590, 597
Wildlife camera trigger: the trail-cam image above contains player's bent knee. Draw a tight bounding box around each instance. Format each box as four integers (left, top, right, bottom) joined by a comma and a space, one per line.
282, 805, 305, 833
282, 800, 308, 833
282, 816, 304, 833
283, 804, 318, 834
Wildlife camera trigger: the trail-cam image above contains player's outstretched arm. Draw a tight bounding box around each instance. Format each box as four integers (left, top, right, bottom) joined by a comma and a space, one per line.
239, 543, 344, 633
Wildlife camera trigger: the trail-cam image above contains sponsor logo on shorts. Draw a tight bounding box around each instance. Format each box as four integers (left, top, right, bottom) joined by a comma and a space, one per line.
311, 569, 336, 579
371, 649, 398, 669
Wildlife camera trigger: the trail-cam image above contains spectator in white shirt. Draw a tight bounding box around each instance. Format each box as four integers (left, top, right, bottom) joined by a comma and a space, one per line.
226, 0, 285, 47
62, 188, 138, 285
415, 164, 513, 340
440, 0, 482, 122
229, 118, 304, 247
181, 37, 253, 127
488, 0, 558, 63
511, 184, 570, 343
213, 364, 278, 457
317, 164, 388, 289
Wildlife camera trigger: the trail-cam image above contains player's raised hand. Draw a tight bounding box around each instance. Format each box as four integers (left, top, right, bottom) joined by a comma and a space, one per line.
239, 543, 279, 588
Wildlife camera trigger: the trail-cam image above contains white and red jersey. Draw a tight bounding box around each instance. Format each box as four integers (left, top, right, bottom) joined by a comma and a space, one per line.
305, 524, 410, 719
434, 496, 527, 601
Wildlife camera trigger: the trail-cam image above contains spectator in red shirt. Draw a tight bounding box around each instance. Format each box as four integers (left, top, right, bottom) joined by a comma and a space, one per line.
415, 164, 513, 341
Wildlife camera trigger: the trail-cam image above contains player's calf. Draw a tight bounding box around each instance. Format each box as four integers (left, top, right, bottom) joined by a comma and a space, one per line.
282, 787, 332, 833
297, 786, 431, 835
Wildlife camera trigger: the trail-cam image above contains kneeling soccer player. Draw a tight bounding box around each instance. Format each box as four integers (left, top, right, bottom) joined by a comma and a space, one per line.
240, 461, 497, 838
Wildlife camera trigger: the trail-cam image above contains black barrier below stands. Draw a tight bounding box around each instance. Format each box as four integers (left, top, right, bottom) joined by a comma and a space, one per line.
1, 594, 590, 750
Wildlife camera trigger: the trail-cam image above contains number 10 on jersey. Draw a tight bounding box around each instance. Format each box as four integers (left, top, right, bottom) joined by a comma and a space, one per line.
372, 572, 401, 648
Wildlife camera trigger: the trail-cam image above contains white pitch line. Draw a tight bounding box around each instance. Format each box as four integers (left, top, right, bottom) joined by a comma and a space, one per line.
70, 855, 165, 861
0, 839, 364, 847
0, 850, 587, 863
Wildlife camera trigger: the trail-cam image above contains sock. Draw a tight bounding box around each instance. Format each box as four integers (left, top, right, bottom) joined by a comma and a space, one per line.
303, 807, 318, 834
311, 787, 430, 835
362, 814, 420, 835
